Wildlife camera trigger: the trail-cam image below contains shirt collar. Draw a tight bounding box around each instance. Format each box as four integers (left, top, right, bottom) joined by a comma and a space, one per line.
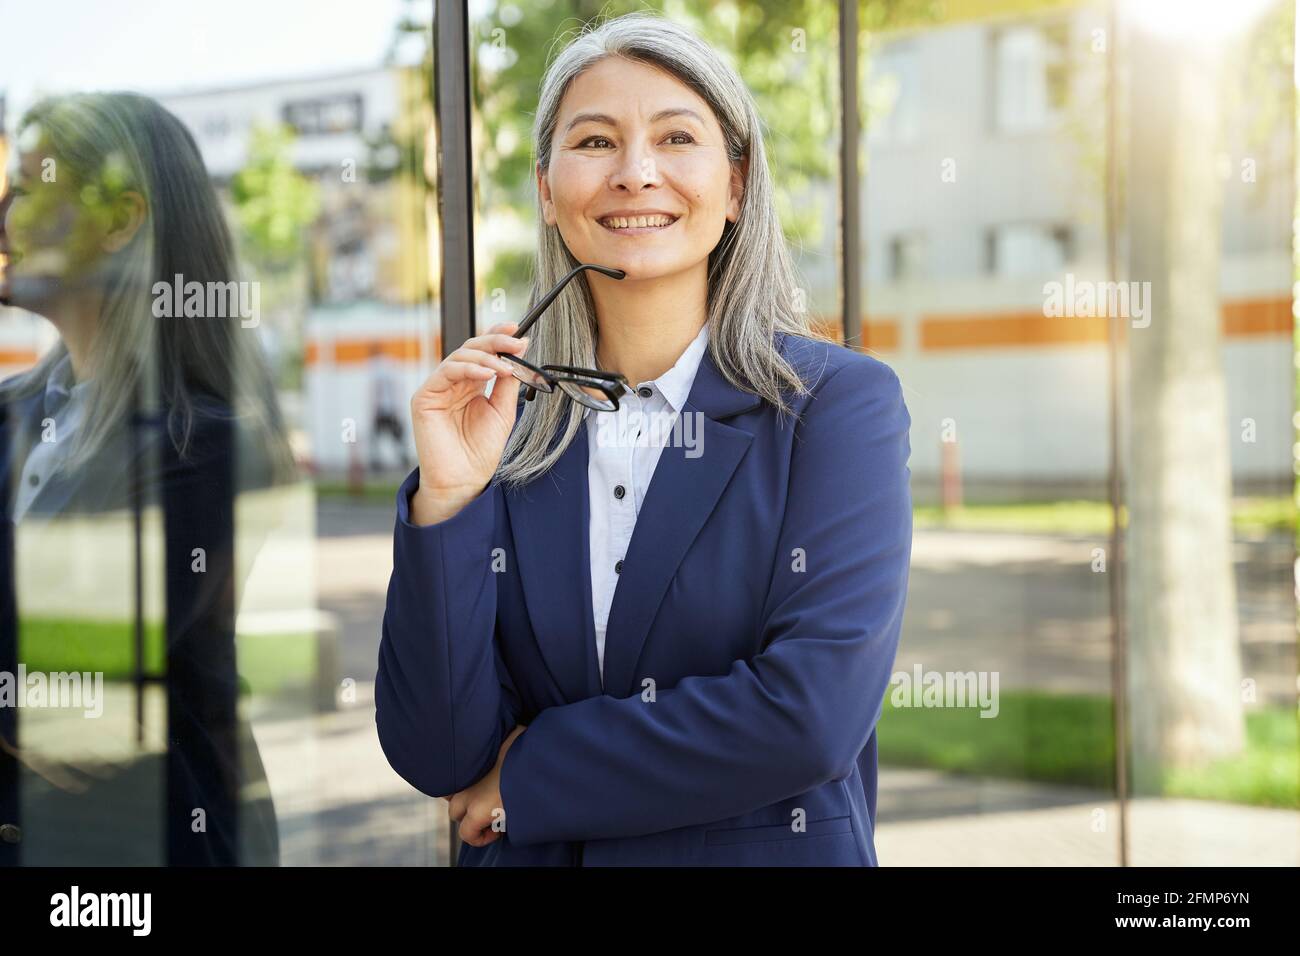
44, 352, 88, 417
647, 322, 709, 414
582, 323, 710, 422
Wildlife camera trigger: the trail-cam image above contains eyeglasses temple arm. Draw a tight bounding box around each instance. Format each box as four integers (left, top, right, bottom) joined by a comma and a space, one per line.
512, 264, 625, 339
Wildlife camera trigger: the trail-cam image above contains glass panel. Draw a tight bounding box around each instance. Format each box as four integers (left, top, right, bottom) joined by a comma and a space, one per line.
1121, 0, 1298, 866
0, 0, 444, 865
865, 0, 1298, 866
863, 1, 1120, 866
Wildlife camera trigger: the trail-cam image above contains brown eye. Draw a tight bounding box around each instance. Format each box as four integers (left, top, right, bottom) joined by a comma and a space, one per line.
666, 132, 695, 145
579, 136, 614, 148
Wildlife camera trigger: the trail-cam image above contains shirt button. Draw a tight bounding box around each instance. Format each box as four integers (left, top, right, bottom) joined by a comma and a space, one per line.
613, 484, 625, 500
637, 386, 652, 398
614, 559, 623, 574
27, 474, 39, 487
0, 823, 20, 844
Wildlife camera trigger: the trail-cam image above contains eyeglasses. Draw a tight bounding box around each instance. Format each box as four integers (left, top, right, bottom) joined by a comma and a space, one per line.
497, 263, 630, 412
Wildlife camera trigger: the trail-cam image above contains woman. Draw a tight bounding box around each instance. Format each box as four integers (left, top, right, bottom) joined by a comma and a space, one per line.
0, 92, 296, 865
376, 11, 912, 866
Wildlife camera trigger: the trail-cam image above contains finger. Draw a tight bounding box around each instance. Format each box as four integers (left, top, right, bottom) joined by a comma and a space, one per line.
446, 347, 521, 377
428, 360, 499, 393
457, 817, 487, 847
460, 332, 530, 357
447, 792, 467, 822
486, 358, 522, 418
461, 813, 504, 848
414, 360, 491, 402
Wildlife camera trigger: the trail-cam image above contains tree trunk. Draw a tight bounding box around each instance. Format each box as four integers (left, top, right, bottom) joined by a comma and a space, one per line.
1124, 23, 1246, 794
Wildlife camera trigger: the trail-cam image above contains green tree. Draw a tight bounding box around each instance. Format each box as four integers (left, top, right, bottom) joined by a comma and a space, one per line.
229, 123, 322, 390
230, 123, 321, 269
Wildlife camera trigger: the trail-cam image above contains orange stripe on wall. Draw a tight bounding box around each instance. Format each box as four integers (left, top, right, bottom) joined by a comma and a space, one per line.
300, 296, 1290, 364
1222, 297, 1292, 337
922, 310, 1110, 350
0, 348, 39, 366
810, 316, 900, 351
308, 335, 440, 365
922, 296, 1292, 351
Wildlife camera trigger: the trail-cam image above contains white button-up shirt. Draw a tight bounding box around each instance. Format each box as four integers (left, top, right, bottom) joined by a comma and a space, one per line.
585, 323, 709, 686
14, 352, 90, 522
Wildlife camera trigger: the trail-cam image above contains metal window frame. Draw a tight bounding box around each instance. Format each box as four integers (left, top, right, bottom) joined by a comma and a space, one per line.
433, 0, 475, 867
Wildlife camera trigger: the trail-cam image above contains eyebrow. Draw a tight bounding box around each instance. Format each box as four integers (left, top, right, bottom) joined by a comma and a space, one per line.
564, 108, 707, 133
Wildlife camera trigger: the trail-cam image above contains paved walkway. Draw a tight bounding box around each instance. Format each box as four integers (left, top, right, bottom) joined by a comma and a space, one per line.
876, 767, 1300, 866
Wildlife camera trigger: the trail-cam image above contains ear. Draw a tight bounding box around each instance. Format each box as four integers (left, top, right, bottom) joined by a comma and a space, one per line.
726, 151, 748, 223
537, 161, 556, 226
102, 189, 146, 253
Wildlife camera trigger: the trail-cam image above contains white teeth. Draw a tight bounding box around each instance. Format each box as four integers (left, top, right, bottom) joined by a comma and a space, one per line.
600, 215, 676, 229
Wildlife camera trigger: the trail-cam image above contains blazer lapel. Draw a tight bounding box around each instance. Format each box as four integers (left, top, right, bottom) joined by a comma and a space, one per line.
504, 337, 778, 703
505, 421, 602, 703
600, 344, 763, 699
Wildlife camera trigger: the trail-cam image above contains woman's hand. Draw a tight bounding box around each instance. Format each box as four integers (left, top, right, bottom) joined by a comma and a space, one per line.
446, 725, 527, 848
409, 321, 529, 525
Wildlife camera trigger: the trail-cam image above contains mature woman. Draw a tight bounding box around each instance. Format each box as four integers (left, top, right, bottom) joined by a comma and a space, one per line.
376, 11, 912, 866
0, 92, 295, 865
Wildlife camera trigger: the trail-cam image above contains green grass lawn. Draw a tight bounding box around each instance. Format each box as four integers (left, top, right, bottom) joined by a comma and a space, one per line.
17, 616, 318, 698
315, 479, 402, 505
912, 496, 1296, 536
321, 482, 1297, 537
879, 689, 1299, 809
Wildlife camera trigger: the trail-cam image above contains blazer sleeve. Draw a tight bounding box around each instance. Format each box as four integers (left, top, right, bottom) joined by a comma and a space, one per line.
499, 358, 912, 845
375, 469, 523, 797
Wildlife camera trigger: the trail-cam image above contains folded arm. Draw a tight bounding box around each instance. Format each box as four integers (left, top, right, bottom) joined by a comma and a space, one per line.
375, 471, 521, 798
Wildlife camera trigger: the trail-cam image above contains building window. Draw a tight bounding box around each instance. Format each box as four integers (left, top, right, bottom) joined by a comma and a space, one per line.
282, 93, 364, 137
889, 233, 927, 280
869, 42, 920, 144
203, 115, 232, 140
992, 22, 1068, 133
987, 223, 1071, 278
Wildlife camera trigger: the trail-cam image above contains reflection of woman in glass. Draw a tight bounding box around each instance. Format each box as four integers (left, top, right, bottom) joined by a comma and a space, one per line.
0, 92, 297, 865
377, 13, 913, 866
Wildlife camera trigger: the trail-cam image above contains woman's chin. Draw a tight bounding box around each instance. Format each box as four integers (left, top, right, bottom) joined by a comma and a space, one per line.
587, 255, 692, 283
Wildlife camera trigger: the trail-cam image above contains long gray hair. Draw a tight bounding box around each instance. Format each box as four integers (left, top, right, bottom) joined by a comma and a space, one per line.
2, 92, 296, 489
493, 10, 824, 490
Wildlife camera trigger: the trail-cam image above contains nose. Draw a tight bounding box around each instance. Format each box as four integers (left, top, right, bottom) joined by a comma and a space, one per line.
607, 136, 661, 193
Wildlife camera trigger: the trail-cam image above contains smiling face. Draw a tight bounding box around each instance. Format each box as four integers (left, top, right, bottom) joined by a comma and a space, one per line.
538, 55, 745, 281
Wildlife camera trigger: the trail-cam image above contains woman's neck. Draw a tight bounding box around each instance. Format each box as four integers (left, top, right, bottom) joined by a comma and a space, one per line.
590, 261, 708, 386
45, 290, 101, 383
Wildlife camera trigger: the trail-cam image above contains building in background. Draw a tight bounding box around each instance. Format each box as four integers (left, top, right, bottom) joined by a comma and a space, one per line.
835, 6, 1292, 501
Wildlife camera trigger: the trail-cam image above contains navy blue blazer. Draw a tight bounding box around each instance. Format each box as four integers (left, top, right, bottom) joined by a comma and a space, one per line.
376, 330, 913, 865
